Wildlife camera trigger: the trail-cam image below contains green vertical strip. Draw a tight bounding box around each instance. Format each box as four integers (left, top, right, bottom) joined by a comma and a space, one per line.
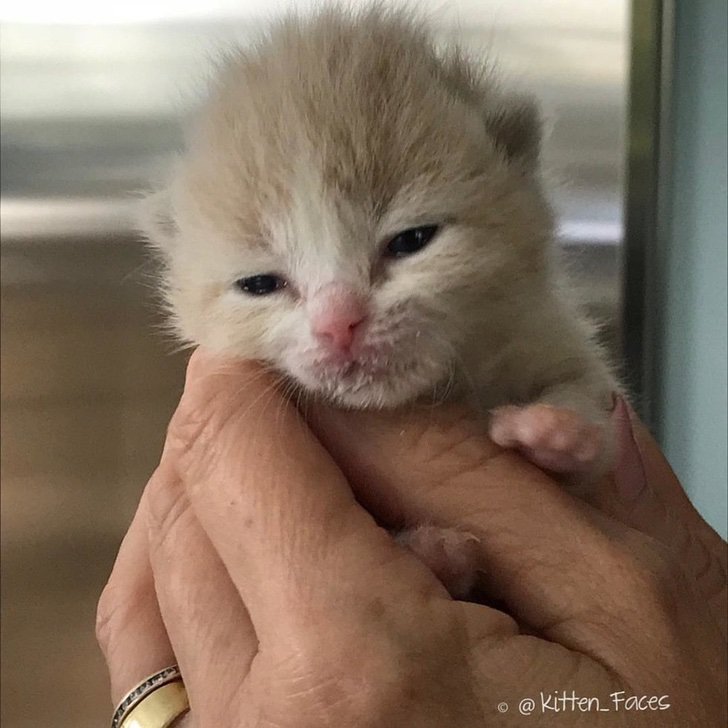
656, 0, 728, 536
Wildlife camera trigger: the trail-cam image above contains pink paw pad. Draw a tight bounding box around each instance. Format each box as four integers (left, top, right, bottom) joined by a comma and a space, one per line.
489, 404, 604, 475
397, 525, 480, 598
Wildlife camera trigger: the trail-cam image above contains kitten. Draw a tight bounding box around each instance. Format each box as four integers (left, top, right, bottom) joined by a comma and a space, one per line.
141, 6, 617, 596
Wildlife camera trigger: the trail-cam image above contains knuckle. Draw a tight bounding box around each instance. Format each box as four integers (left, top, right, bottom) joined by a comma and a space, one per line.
269, 633, 369, 715
165, 385, 240, 477
166, 396, 216, 459
95, 579, 127, 657
415, 410, 498, 483
283, 619, 439, 725
692, 532, 728, 601
145, 470, 192, 545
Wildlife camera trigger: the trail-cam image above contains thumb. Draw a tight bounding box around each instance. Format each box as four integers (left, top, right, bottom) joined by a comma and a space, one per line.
589, 397, 727, 636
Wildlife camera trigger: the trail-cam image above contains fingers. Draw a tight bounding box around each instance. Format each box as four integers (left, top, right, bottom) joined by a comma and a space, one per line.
144, 460, 257, 719
592, 397, 727, 637
96, 482, 175, 705
164, 350, 443, 647
614, 397, 726, 551
308, 403, 677, 642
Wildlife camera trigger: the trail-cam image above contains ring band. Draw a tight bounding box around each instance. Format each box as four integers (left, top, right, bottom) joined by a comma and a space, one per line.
120, 681, 189, 728
111, 665, 189, 728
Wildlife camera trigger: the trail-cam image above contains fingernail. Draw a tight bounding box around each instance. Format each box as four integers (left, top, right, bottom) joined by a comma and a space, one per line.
612, 395, 647, 501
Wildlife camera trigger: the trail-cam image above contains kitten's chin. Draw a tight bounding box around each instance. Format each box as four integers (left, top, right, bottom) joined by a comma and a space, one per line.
292, 358, 452, 410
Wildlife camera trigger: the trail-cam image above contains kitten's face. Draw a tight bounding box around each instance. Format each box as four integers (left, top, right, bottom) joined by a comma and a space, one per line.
146, 11, 552, 409
248, 191, 460, 409
163, 178, 498, 408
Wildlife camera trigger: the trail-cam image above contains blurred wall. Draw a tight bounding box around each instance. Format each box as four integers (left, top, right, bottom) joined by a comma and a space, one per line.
655, 0, 728, 537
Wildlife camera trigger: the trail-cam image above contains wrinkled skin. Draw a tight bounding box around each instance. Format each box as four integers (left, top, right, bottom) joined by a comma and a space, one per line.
97, 350, 727, 727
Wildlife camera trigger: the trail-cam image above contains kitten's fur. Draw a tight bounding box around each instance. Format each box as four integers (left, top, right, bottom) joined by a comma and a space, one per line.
142, 6, 617, 593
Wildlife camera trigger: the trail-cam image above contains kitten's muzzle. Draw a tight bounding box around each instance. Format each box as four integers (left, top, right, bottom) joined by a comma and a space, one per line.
308, 284, 368, 355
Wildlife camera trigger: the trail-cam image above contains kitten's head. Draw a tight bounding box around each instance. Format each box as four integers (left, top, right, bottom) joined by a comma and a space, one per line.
142, 7, 554, 408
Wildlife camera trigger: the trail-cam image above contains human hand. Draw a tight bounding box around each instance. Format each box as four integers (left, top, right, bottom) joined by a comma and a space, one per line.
97, 351, 727, 726
312, 393, 728, 643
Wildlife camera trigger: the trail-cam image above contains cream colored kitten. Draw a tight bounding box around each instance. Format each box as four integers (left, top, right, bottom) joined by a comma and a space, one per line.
141, 6, 617, 595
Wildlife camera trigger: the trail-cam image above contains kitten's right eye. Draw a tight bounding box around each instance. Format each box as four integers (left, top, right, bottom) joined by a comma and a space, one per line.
235, 274, 286, 296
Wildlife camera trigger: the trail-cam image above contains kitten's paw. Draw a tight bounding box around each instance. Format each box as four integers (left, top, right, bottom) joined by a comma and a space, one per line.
489, 404, 604, 476
397, 526, 480, 599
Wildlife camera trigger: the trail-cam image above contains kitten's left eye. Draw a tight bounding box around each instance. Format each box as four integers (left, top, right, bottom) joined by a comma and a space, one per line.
235, 274, 286, 295
384, 225, 440, 258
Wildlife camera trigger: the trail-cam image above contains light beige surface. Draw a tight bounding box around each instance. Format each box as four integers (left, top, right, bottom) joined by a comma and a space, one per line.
1, 240, 187, 728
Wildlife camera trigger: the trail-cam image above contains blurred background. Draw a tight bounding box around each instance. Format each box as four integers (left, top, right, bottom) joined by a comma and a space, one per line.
1, 1, 725, 727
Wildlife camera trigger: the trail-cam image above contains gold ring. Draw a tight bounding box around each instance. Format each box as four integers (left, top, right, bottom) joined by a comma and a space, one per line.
120, 681, 189, 728
111, 666, 189, 728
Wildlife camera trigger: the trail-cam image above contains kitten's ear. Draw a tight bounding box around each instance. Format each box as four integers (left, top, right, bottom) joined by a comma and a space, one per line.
137, 189, 178, 256
484, 93, 542, 173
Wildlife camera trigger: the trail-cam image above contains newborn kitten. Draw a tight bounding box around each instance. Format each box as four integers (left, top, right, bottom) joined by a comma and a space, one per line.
141, 7, 617, 596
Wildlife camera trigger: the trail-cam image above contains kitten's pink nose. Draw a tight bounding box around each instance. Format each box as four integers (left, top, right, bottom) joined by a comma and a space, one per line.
309, 285, 367, 353
314, 315, 363, 351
